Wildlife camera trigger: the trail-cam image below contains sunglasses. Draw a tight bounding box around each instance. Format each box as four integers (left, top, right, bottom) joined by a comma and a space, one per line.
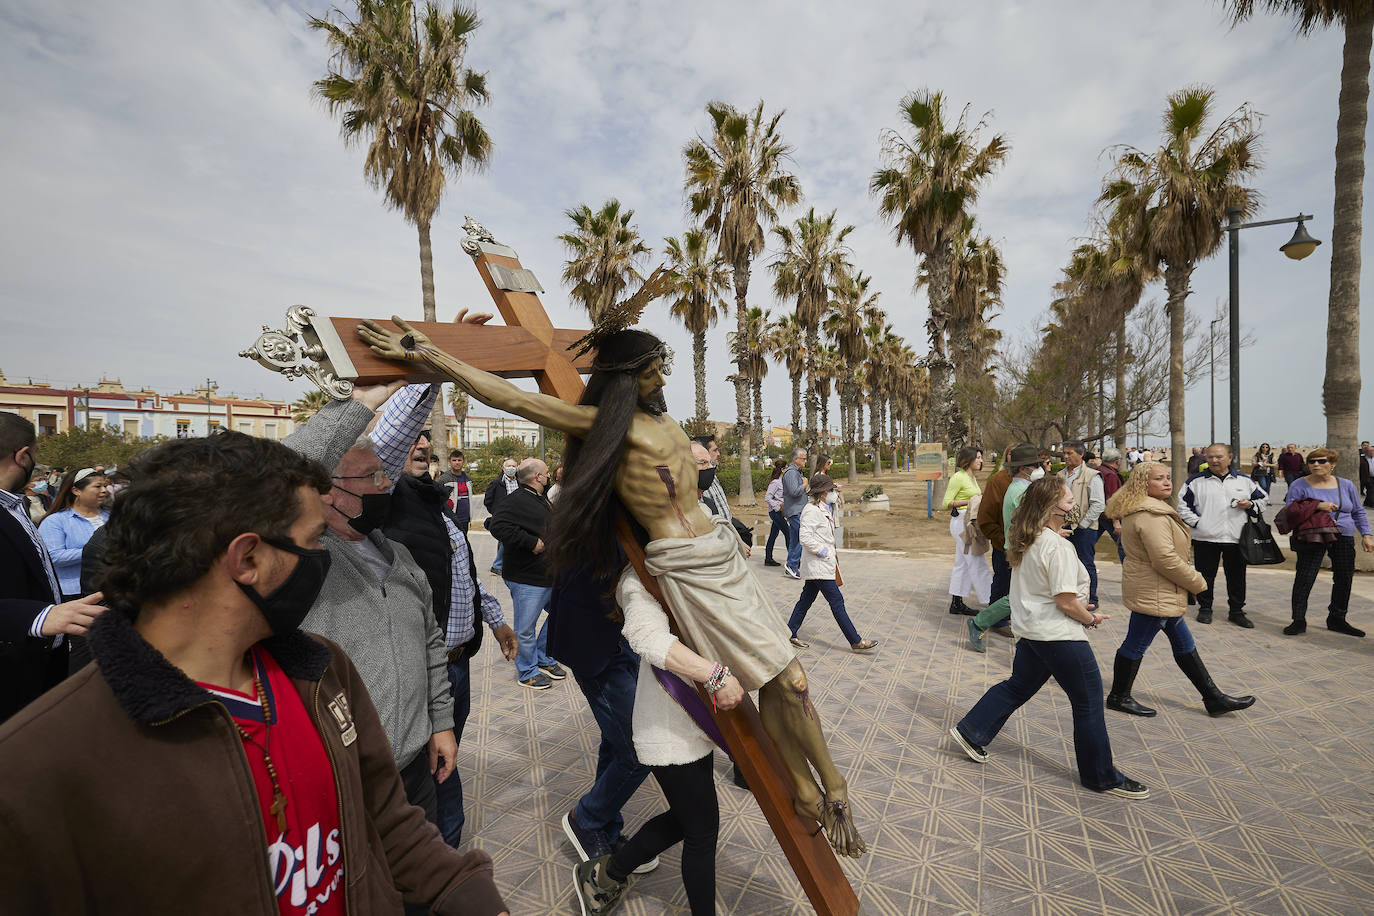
1308, 457, 1331, 465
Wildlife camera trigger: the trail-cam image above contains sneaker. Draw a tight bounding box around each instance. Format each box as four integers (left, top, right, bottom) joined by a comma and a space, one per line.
563, 811, 612, 861
966, 618, 986, 653
763, 558, 781, 567
949, 725, 988, 764
540, 663, 568, 680
783, 566, 801, 579
572, 856, 626, 916
611, 835, 659, 874
519, 673, 553, 691
1103, 777, 1150, 800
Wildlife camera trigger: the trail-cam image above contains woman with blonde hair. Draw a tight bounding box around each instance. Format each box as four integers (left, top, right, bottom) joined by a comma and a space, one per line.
949, 477, 1148, 799
1102, 462, 1255, 717
942, 446, 991, 615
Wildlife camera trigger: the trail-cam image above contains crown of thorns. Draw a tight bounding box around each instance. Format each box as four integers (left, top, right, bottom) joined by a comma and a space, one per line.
568, 265, 675, 374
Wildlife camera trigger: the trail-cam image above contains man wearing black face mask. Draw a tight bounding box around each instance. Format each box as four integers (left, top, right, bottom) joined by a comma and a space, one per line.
0, 432, 509, 915
0, 413, 108, 721
283, 384, 461, 850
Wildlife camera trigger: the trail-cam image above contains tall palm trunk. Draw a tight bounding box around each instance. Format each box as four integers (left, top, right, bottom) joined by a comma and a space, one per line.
790, 372, 802, 443
1324, 10, 1372, 470
732, 257, 756, 505
752, 378, 764, 448
804, 322, 819, 452
1164, 261, 1191, 497
925, 246, 964, 452
819, 388, 830, 453
845, 384, 859, 484
691, 329, 708, 423
418, 219, 450, 462
1114, 305, 1128, 448
889, 397, 899, 469
871, 389, 883, 477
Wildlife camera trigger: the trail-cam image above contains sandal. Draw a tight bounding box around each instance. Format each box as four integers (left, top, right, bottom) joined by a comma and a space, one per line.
789, 636, 810, 649
850, 639, 879, 653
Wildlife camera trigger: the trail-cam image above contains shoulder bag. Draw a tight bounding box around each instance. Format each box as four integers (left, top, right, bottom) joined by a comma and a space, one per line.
1238, 507, 1285, 565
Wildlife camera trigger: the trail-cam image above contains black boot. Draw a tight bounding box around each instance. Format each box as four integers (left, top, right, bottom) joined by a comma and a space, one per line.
1106, 653, 1157, 717
1196, 605, 1213, 625
1282, 617, 1306, 636
1175, 650, 1255, 717
948, 595, 973, 615
1326, 611, 1366, 638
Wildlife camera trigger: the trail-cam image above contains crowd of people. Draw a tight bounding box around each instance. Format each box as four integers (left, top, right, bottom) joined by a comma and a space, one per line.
3, 378, 1372, 914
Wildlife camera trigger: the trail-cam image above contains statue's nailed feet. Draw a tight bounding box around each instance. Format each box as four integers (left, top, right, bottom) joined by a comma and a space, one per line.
795, 794, 867, 859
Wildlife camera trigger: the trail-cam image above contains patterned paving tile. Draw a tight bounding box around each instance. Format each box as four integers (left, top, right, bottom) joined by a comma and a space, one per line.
448, 531, 1374, 914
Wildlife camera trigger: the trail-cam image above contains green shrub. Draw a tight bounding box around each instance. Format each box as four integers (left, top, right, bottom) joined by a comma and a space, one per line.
861, 484, 885, 501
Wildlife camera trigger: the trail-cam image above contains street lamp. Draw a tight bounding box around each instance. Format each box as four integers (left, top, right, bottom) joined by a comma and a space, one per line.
1225, 208, 1322, 471
1209, 316, 1224, 445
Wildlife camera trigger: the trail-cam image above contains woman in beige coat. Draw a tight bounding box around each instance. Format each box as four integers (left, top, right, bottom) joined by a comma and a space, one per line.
1103, 462, 1256, 718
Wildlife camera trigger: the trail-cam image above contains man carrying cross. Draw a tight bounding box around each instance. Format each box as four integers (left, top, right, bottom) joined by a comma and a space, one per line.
357, 316, 866, 859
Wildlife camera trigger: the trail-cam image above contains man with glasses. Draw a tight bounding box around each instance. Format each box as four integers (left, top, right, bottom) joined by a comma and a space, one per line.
283, 384, 461, 849
1178, 442, 1267, 628
0, 414, 108, 721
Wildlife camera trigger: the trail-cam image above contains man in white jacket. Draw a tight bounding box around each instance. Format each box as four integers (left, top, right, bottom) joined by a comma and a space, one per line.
1177, 443, 1267, 628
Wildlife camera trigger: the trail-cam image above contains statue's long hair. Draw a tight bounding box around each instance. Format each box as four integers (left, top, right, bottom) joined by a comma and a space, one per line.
545, 330, 664, 581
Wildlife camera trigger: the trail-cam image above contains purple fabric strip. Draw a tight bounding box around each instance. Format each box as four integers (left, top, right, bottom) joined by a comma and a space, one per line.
651, 665, 731, 754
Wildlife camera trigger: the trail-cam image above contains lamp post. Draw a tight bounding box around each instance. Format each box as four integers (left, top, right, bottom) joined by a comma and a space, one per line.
1209, 316, 1224, 445
1225, 208, 1321, 471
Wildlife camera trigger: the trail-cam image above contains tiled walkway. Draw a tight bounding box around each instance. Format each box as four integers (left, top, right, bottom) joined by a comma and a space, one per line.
457, 531, 1374, 915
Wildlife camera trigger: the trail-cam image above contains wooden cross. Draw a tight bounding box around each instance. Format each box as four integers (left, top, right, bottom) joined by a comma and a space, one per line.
243, 220, 862, 914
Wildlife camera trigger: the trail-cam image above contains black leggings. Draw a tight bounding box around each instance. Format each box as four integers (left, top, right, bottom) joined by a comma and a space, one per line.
1292, 535, 1357, 619
607, 754, 718, 915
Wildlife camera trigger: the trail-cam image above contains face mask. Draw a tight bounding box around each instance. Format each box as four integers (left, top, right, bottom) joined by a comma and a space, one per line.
1030, 466, 1045, 481
825, 491, 838, 504
238, 537, 332, 635
503, 466, 517, 479
697, 467, 716, 491
32, 481, 47, 494
330, 486, 391, 535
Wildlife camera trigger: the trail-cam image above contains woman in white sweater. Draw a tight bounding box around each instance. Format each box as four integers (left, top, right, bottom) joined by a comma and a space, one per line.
786, 473, 878, 653
572, 559, 745, 916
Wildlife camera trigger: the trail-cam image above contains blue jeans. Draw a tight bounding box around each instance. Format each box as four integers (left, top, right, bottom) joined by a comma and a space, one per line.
990, 548, 1012, 603
435, 653, 472, 846
1118, 612, 1195, 660
788, 579, 861, 645
492, 542, 505, 572
958, 639, 1122, 791
507, 581, 556, 681
1069, 527, 1101, 604
766, 509, 790, 561
570, 638, 651, 841
785, 514, 802, 572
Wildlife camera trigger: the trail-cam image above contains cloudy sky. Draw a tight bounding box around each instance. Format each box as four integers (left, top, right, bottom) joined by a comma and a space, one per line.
0, 0, 1360, 447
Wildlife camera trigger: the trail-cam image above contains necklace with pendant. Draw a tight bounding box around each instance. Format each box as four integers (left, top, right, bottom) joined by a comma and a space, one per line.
235, 658, 288, 833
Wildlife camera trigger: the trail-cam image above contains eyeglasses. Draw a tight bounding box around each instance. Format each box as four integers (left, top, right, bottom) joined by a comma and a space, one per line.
1308, 457, 1331, 465
333, 469, 390, 486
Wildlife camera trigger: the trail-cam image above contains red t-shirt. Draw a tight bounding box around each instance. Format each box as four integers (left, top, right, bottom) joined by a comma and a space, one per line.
200, 649, 345, 915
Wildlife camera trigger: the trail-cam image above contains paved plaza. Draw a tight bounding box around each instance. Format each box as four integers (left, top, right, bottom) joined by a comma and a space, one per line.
456, 530, 1374, 915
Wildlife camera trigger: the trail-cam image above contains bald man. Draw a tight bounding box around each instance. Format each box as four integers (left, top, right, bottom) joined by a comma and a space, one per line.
488, 458, 564, 690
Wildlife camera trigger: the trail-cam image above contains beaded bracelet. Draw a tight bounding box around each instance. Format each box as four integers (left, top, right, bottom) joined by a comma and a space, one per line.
705, 664, 731, 694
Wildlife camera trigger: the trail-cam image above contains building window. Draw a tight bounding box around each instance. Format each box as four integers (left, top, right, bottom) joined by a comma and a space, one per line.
123, 418, 140, 439
37, 413, 57, 436
264, 422, 278, 439
238, 420, 253, 434
176, 420, 191, 439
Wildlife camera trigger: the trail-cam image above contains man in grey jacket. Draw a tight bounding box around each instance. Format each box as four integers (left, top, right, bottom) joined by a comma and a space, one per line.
284, 383, 458, 826
782, 448, 808, 579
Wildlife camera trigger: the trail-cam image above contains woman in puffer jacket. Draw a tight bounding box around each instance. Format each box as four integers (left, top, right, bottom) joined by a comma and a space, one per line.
1103, 462, 1256, 718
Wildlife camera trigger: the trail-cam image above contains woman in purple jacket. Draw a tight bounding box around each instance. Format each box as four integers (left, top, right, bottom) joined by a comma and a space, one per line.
1283, 447, 1373, 637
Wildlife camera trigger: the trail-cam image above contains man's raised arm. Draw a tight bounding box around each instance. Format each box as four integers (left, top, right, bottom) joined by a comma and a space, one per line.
358, 317, 596, 438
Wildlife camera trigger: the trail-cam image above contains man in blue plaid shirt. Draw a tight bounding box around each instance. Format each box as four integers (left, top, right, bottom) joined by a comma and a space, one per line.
371, 381, 518, 847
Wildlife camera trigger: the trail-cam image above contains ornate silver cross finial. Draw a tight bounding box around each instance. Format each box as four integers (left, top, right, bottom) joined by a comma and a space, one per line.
239, 305, 357, 400
460, 216, 497, 255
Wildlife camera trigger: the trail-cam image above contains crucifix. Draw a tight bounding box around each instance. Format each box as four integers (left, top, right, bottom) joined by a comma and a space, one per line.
241, 217, 864, 915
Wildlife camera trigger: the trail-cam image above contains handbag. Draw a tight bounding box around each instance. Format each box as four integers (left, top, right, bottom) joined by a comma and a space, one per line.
1238, 507, 1285, 565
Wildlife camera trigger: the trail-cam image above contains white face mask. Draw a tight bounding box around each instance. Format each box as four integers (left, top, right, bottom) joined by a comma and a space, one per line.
503, 466, 517, 478
825, 492, 838, 504
1030, 466, 1045, 481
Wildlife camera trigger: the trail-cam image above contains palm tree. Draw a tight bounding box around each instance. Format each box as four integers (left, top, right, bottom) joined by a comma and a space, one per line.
1223, 0, 1370, 473
827, 271, 882, 483
814, 344, 841, 453
664, 228, 732, 423
927, 219, 1004, 441
1102, 86, 1260, 494
729, 306, 772, 447
291, 389, 331, 424
863, 318, 897, 476
871, 89, 1008, 454
559, 199, 651, 323
311, 0, 493, 459
685, 101, 802, 505
770, 207, 854, 452
766, 312, 806, 440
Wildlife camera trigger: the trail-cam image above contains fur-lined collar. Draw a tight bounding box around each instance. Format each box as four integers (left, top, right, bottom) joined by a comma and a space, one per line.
87, 607, 333, 727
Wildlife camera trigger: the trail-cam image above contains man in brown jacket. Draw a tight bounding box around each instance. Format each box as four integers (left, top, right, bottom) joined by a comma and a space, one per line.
0, 432, 508, 916
977, 445, 1018, 604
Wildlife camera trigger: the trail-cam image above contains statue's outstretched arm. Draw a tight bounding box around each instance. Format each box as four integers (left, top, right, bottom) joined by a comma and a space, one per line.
358, 317, 596, 437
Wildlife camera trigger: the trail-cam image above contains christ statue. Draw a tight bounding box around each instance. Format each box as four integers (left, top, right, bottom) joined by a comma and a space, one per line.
358, 316, 865, 858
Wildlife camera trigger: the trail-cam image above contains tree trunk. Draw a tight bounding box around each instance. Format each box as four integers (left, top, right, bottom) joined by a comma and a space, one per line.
416, 220, 450, 463
1114, 302, 1128, 448
819, 389, 830, 454
1164, 261, 1192, 498
790, 370, 802, 445
804, 320, 819, 453
693, 330, 709, 423
1324, 11, 1371, 472
753, 378, 764, 447
871, 389, 883, 477
732, 256, 756, 506
924, 245, 965, 452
